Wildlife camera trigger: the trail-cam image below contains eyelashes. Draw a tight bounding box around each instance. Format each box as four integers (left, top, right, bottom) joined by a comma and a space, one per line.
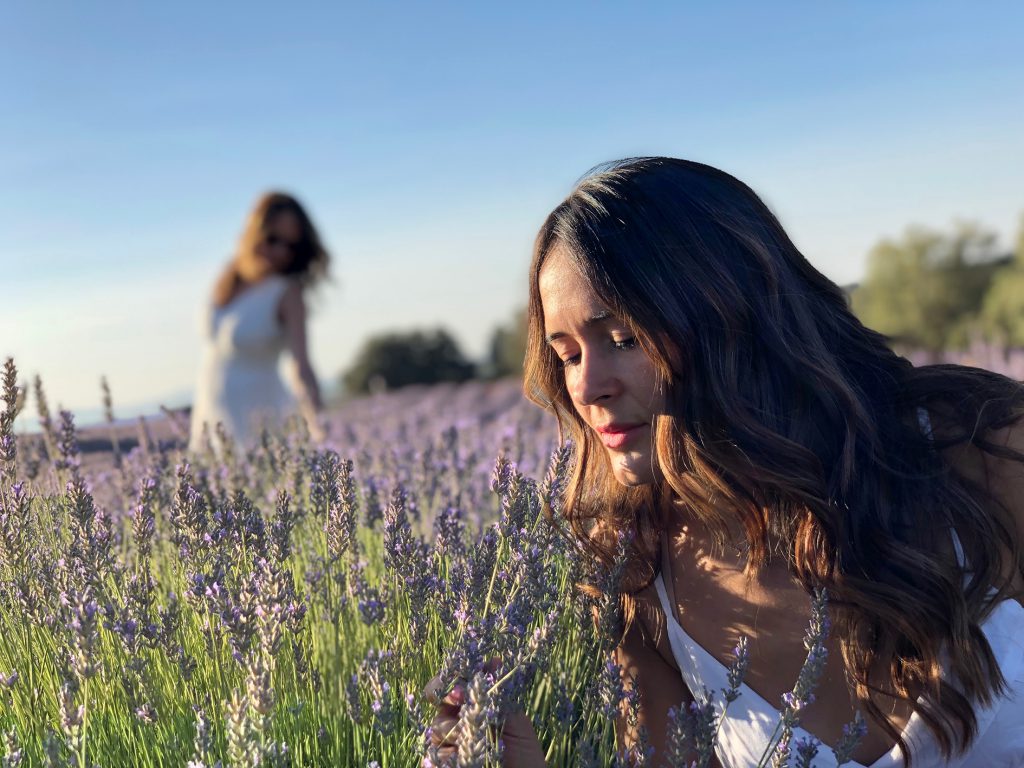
558, 337, 637, 367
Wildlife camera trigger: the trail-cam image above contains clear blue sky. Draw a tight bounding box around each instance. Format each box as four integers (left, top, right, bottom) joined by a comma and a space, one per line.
3, 1, 1023, 420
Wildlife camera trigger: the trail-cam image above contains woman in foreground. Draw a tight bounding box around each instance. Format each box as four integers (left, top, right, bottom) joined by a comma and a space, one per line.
188, 192, 329, 452
427, 158, 1024, 766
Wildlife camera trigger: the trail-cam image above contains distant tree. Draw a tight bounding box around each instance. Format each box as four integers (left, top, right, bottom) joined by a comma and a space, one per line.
981, 214, 1024, 346
851, 223, 1004, 351
485, 307, 528, 379
341, 328, 475, 395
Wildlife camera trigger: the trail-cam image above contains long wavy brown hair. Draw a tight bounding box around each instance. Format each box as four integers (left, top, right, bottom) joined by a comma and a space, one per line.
213, 191, 330, 307
524, 157, 1024, 762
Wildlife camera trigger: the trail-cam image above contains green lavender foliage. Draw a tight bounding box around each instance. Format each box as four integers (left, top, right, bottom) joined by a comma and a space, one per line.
0, 361, 865, 768
0, 363, 620, 767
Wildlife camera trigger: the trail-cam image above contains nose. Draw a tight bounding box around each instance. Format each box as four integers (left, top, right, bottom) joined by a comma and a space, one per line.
568, 349, 620, 406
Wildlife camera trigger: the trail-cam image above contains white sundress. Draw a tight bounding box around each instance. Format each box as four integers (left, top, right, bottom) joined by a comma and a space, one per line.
653, 540, 1024, 768
188, 275, 297, 452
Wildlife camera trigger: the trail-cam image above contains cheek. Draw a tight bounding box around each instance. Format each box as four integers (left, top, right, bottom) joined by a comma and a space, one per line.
563, 369, 579, 404
561, 379, 590, 422
638, 364, 663, 407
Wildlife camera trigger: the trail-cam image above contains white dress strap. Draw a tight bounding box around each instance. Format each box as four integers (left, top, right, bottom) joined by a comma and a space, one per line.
654, 533, 880, 768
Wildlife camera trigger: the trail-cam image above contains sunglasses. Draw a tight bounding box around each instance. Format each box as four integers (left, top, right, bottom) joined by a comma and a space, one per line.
265, 234, 304, 252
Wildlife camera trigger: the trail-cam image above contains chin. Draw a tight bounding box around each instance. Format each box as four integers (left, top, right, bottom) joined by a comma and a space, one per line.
609, 454, 656, 486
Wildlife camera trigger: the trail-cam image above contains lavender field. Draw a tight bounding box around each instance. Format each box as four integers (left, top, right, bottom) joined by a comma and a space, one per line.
2, 347, 1021, 768
0, 362, 635, 767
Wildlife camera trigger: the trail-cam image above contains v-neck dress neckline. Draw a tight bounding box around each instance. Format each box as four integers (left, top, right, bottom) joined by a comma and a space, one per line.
654, 532, 901, 767
654, 527, 1024, 767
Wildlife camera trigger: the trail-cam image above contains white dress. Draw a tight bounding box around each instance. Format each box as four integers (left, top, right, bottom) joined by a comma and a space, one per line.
188, 275, 297, 451
653, 546, 1024, 767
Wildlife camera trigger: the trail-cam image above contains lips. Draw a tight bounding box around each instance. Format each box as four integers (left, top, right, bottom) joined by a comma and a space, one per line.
595, 423, 647, 450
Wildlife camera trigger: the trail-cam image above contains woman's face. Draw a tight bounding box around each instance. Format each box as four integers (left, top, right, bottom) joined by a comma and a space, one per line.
255, 210, 304, 275
539, 245, 663, 486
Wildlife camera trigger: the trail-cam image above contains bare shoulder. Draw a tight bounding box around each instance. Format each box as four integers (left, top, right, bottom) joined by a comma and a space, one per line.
277, 280, 306, 322
280, 278, 304, 305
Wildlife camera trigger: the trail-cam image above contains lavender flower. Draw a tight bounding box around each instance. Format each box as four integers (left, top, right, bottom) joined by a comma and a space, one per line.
358, 649, 401, 738
170, 464, 210, 561
55, 409, 82, 482
539, 442, 573, 515
225, 685, 256, 767
759, 588, 831, 768
343, 673, 362, 724
724, 636, 750, 703
32, 373, 59, 466
320, 454, 360, 564
186, 707, 221, 768
41, 730, 63, 768
456, 672, 496, 768
663, 695, 718, 768
0, 358, 19, 488
67, 589, 102, 681
131, 475, 158, 563
100, 376, 122, 470
550, 680, 576, 727
57, 678, 84, 761
0, 482, 30, 575
383, 484, 418, 575
771, 736, 793, 768
792, 736, 820, 768
831, 711, 868, 767
595, 655, 627, 720
270, 489, 296, 563
309, 450, 342, 522
573, 736, 603, 768
2, 727, 23, 768
225, 652, 288, 768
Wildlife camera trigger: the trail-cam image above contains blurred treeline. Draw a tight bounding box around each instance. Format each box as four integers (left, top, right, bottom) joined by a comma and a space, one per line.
851, 214, 1024, 352
339, 310, 527, 396
339, 214, 1024, 395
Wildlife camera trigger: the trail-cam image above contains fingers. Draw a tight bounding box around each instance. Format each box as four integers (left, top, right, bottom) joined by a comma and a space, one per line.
422, 746, 456, 768
428, 714, 461, 748
500, 710, 539, 740
422, 671, 468, 767
422, 673, 445, 704
445, 684, 466, 707
423, 715, 464, 768
423, 674, 466, 707
423, 700, 546, 768
498, 711, 547, 765
425, 667, 533, 768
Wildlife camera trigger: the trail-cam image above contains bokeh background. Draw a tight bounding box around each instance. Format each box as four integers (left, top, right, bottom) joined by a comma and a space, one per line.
4, 0, 1024, 424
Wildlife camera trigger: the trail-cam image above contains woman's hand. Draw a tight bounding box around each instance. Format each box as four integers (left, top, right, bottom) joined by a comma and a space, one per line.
421, 672, 546, 768
421, 673, 463, 766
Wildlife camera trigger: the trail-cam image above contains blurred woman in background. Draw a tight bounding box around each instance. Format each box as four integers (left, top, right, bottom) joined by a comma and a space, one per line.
189, 191, 329, 452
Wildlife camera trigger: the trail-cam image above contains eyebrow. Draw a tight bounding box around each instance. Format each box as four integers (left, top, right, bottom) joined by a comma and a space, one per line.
545, 310, 613, 343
